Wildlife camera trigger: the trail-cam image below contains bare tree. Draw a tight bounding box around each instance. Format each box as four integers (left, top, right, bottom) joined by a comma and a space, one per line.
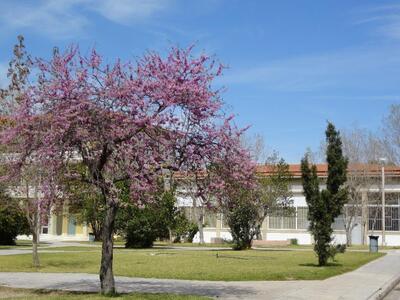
0, 36, 45, 266
243, 136, 293, 240
245, 133, 268, 163
341, 127, 383, 245
256, 152, 293, 240
383, 104, 400, 164
20, 166, 44, 267
178, 172, 213, 244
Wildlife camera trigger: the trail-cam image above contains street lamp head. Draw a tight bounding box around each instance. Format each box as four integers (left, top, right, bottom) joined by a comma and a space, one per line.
379, 157, 388, 164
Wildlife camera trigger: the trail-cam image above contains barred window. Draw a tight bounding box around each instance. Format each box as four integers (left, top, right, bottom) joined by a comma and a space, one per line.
296, 207, 309, 229
368, 206, 400, 231
204, 211, 217, 228
268, 208, 296, 229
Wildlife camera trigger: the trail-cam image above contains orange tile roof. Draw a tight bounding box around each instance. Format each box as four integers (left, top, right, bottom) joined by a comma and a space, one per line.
174, 164, 400, 180
256, 164, 400, 178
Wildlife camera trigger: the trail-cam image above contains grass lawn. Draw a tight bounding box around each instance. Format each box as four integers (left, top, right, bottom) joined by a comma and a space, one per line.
69, 241, 233, 248
0, 249, 384, 281
0, 286, 209, 299
153, 242, 233, 248
0, 240, 48, 250
40, 246, 102, 251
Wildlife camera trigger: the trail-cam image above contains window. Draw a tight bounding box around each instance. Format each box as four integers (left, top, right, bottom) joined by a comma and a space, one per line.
204, 211, 217, 228
332, 215, 345, 230
41, 218, 49, 234
268, 208, 296, 229
296, 207, 309, 230
368, 206, 400, 231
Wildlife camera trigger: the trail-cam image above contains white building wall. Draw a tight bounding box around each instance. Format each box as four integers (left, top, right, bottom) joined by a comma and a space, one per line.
193, 229, 400, 246
266, 231, 313, 245
18, 234, 89, 242
190, 183, 400, 246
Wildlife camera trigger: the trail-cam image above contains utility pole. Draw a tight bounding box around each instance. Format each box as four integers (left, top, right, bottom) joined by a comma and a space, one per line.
380, 158, 387, 246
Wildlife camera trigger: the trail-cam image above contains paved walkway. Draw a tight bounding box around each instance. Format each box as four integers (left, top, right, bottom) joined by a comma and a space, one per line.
0, 250, 399, 299
384, 281, 400, 300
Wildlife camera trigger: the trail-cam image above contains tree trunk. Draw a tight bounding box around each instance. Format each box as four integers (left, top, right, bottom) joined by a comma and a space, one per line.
198, 219, 204, 244
99, 202, 117, 295
32, 230, 40, 268
168, 228, 173, 243
255, 215, 265, 240
197, 208, 204, 244
31, 208, 41, 268
345, 227, 352, 247
193, 198, 205, 244
90, 221, 102, 241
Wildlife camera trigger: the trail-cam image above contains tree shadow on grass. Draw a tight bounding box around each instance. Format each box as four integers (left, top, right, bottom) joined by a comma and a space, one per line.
46, 260, 94, 269
299, 262, 342, 267
253, 248, 293, 252
214, 253, 276, 261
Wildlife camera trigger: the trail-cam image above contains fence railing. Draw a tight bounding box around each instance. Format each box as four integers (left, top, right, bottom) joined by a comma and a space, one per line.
182, 204, 400, 232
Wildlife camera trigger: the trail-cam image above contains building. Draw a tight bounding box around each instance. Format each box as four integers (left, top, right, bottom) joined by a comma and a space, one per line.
17, 163, 400, 245
181, 164, 400, 246
16, 207, 90, 242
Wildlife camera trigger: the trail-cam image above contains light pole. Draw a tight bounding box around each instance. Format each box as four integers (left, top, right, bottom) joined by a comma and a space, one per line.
379, 157, 387, 246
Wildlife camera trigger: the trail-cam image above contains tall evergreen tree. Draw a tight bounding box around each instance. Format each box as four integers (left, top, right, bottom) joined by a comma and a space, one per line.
301, 122, 348, 266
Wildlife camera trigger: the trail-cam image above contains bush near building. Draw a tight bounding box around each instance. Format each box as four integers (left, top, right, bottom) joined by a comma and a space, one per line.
0, 197, 29, 245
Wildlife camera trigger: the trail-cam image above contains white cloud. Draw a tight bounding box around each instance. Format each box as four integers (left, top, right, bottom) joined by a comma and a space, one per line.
0, 0, 172, 38
354, 4, 400, 40
0, 0, 89, 39
220, 45, 400, 92
91, 0, 172, 25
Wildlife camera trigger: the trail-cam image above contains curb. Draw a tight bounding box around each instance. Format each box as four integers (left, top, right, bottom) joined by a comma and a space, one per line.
368, 272, 400, 300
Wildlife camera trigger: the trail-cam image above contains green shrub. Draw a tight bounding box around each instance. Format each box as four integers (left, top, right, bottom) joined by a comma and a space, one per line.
328, 244, 347, 261
289, 238, 298, 245
0, 199, 29, 245
125, 212, 158, 248
187, 223, 199, 243
226, 201, 260, 250
173, 215, 198, 243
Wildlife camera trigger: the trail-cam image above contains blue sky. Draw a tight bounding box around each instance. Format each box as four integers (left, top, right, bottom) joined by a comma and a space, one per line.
0, 0, 399, 162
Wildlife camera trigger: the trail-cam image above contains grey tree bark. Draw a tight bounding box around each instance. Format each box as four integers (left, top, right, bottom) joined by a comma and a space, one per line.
345, 227, 353, 247
32, 226, 40, 268
99, 201, 118, 295
197, 207, 205, 244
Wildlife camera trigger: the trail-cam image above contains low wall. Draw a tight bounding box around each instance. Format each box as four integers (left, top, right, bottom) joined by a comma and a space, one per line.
17, 234, 90, 242
192, 228, 400, 246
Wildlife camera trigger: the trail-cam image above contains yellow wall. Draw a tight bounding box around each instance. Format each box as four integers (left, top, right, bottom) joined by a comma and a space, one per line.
62, 215, 68, 235
75, 222, 83, 234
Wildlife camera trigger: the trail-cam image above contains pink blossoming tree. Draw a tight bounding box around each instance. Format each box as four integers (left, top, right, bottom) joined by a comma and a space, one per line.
0, 35, 47, 267
1, 45, 253, 294
179, 119, 258, 245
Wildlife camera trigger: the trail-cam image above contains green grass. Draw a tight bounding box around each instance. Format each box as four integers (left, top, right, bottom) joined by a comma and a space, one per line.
250, 244, 400, 251
0, 249, 384, 281
346, 245, 400, 250
39, 246, 101, 252
0, 286, 209, 299
70, 241, 233, 248
66, 241, 125, 246
153, 242, 233, 248
0, 240, 49, 249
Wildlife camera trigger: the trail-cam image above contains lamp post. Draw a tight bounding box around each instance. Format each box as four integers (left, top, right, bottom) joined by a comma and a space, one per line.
379, 157, 387, 246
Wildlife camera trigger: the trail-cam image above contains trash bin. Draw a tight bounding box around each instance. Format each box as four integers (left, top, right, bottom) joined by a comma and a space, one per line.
369, 235, 379, 252
88, 233, 95, 242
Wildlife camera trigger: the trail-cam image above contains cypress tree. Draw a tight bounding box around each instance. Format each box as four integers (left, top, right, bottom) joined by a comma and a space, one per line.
301, 122, 348, 266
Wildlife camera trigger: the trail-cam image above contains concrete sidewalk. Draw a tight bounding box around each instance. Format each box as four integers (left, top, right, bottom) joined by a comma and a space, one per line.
0, 251, 399, 299
0, 241, 100, 256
